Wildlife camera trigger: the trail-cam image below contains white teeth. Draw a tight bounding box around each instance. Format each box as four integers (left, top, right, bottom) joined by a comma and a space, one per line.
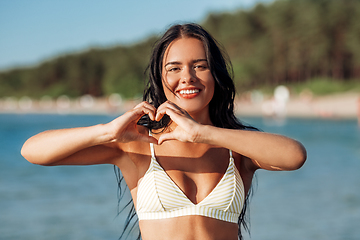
179, 89, 199, 94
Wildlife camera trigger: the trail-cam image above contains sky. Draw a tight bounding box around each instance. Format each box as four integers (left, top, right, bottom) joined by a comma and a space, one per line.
0, 0, 273, 71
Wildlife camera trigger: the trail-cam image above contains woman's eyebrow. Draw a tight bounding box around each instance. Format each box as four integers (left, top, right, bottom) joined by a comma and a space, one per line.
164, 61, 181, 67
164, 59, 207, 67
193, 59, 207, 63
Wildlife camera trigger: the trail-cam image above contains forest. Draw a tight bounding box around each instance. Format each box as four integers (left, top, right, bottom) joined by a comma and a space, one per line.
1, 0, 360, 99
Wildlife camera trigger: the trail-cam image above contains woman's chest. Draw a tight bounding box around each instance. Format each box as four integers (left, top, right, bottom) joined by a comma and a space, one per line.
123, 141, 242, 205
145, 145, 231, 204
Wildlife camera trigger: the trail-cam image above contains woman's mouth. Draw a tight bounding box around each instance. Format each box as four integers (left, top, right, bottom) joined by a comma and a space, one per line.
179, 89, 200, 95
177, 89, 201, 99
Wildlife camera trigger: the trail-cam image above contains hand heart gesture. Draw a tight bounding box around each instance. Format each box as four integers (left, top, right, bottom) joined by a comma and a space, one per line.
107, 101, 203, 145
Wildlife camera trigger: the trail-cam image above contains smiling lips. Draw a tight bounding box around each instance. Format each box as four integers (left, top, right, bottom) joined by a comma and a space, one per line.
177, 88, 201, 99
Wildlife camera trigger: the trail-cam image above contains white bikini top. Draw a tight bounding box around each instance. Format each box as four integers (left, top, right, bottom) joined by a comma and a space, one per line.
136, 140, 245, 223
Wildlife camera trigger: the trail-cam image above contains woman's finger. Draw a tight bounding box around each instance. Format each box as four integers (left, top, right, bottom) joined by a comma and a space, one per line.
155, 101, 187, 121
159, 101, 186, 113
155, 107, 178, 122
136, 134, 158, 145
158, 132, 177, 145
132, 101, 156, 121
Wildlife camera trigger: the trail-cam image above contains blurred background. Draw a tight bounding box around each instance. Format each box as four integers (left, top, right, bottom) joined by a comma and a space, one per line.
1, 0, 360, 239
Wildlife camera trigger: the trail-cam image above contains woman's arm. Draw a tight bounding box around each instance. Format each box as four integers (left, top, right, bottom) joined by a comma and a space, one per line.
155, 101, 306, 172
21, 102, 157, 166
199, 126, 307, 171
21, 125, 118, 166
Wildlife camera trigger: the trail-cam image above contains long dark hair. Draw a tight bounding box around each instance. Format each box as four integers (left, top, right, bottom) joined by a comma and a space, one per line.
116, 23, 258, 240
138, 23, 257, 131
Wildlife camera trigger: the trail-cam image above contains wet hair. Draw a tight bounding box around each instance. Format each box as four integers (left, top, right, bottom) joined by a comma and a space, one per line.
115, 23, 258, 240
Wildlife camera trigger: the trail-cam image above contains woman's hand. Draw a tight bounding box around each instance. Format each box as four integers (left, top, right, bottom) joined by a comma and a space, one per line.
21, 101, 158, 166
155, 101, 203, 144
107, 101, 158, 144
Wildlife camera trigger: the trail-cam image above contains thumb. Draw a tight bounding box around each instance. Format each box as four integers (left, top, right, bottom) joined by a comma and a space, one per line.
158, 132, 176, 145
137, 135, 158, 145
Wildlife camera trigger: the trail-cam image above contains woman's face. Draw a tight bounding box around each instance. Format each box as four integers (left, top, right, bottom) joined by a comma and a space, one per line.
161, 37, 215, 121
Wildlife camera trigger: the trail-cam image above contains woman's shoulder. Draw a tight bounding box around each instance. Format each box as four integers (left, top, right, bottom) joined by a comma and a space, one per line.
114, 125, 153, 180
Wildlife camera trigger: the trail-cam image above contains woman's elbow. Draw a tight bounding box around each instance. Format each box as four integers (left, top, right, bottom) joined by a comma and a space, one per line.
21, 142, 50, 166
21, 145, 36, 165
289, 142, 307, 170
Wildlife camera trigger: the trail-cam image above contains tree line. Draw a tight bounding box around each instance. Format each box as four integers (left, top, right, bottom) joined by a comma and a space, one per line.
1, 0, 359, 99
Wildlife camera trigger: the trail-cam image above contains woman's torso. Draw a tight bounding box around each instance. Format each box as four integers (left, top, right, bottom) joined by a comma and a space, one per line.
115, 126, 254, 240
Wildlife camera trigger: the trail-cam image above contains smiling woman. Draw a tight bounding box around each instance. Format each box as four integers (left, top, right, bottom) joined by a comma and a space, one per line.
21, 23, 306, 240
161, 37, 215, 122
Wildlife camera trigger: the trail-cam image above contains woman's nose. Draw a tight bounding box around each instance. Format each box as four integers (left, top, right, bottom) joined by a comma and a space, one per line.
181, 67, 195, 83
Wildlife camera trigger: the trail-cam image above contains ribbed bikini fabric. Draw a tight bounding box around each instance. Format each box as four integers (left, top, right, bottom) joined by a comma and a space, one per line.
136, 141, 245, 223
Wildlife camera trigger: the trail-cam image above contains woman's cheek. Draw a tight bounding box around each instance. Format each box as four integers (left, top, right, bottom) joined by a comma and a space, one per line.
162, 74, 178, 90
165, 74, 179, 86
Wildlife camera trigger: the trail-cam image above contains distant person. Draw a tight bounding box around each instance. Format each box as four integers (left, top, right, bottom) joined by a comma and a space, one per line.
21, 23, 307, 240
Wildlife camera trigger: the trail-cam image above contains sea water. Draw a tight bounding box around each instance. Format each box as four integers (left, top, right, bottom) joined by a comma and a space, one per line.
0, 114, 359, 240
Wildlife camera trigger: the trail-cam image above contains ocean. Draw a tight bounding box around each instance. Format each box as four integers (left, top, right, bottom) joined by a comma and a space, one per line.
0, 114, 359, 240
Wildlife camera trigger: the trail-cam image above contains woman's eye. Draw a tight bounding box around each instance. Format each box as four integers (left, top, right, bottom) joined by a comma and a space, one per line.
194, 65, 207, 70
168, 67, 180, 72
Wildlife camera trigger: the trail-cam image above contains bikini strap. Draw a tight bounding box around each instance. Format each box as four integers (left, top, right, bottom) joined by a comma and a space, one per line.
229, 149, 233, 159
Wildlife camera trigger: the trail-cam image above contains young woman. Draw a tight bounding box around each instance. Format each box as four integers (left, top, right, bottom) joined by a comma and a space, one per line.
21, 23, 306, 240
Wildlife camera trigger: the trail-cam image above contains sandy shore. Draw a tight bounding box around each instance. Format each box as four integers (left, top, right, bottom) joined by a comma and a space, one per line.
1, 92, 359, 120
235, 92, 360, 119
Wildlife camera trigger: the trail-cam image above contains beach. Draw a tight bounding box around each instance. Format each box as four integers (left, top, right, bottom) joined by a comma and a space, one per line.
1, 92, 359, 120
235, 92, 360, 119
